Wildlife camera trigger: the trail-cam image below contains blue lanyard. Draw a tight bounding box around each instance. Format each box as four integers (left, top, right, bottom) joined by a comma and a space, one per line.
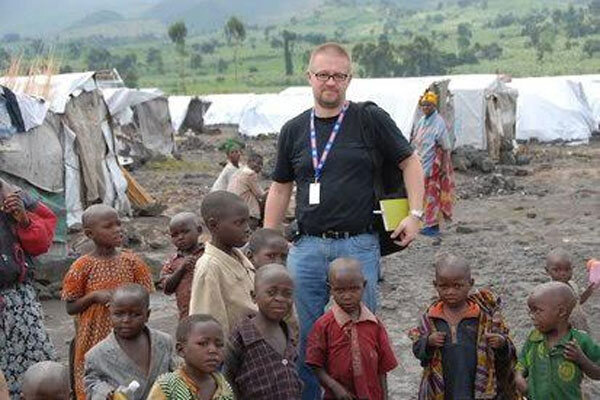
309, 102, 349, 182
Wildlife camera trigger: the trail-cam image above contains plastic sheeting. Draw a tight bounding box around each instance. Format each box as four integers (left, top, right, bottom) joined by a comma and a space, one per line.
564, 75, 600, 129
63, 125, 84, 228
0, 72, 97, 114
0, 112, 63, 192
102, 87, 163, 124
101, 120, 131, 216
168, 95, 193, 132
203, 93, 258, 126
508, 77, 595, 142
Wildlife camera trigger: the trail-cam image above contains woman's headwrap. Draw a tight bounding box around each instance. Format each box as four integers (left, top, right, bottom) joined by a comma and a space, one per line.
218, 138, 244, 154
420, 91, 439, 106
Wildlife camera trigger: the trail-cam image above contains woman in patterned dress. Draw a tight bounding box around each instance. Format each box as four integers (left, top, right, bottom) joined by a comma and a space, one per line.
411, 91, 455, 236
0, 178, 57, 399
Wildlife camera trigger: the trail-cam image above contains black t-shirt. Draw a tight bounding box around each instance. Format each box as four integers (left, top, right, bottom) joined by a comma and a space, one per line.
272, 102, 413, 234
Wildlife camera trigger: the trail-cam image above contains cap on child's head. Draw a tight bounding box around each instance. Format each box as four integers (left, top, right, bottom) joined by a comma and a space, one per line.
21, 361, 69, 400
111, 283, 150, 309
81, 204, 117, 229
176, 314, 221, 344
200, 191, 247, 224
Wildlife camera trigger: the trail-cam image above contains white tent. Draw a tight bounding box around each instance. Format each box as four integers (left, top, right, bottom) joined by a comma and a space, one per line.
168, 95, 194, 132
202, 93, 258, 126
238, 93, 313, 137
508, 77, 595, 142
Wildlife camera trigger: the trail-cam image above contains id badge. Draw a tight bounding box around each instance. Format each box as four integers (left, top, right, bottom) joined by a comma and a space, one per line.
309, 182, 321, 205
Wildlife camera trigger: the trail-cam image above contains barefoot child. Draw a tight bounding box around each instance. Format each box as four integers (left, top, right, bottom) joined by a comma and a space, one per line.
84, 284, 176, 400
409, 253, 519, 400
62, 205, 154, 400
21, 361, 69, 400
545, 248, 597, 332
147, 314, 234, 400
224, 264, 302, 399
189, 191, 256, 337
160, 212, 205, 319
211, 139, 243, 192
306, 258, 398, 400
516, 281, 600, 399
246, 228, 298, 344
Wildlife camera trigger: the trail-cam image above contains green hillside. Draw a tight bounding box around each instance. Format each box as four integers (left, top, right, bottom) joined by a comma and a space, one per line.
1, 0, 599, 95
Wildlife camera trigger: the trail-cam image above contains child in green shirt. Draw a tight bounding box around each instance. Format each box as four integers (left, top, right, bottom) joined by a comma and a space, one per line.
516, 281, 600, 399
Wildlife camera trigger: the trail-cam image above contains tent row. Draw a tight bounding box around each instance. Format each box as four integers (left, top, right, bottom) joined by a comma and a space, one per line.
182, 74, 599, 154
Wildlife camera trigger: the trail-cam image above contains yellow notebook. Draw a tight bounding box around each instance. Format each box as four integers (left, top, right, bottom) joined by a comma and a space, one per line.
379, 198, 409, 231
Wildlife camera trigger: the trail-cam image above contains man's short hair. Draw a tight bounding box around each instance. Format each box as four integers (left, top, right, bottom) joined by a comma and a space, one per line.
176, 314, 220, 343
308, 42, 352, 71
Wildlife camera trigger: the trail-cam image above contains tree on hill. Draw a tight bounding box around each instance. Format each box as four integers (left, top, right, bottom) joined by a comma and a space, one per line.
583, 39, 600, 57
146, 47, 164, 73
224, 16, 246, 81
457, 23, 472, 51
282, 30, 297, 76
86, 47, 112, 70
168, 21, 188, 92
0, 47, 10, 71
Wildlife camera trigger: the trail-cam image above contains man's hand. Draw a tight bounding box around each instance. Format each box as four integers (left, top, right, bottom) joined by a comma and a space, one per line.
183, 255, 198, 272
3, 192, 29, 226
485, 333, 506, 349
427, 332, 446, 348
564, 340, 586, 365
390, 215, 420, 247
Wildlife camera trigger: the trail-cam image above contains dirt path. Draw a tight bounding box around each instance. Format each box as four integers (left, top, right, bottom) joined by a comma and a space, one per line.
41, 139, 600, 399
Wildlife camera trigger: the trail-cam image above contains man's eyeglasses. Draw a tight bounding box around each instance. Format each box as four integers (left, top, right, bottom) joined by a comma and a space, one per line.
310, 72, 350, 82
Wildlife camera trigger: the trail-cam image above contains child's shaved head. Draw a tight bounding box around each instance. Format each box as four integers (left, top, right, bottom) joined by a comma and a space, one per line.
546, 248, 572, 266
434, 253, 471, 280
254, 263, 293, 291
530, 281, 577, 312
170, 212, 200, 229
200, 191, 246, 223
328, 258, 363, 282
248, 228, 285, 254
112, 283, 150, 309
21, 361, 69, 400
81, 204, 117, 229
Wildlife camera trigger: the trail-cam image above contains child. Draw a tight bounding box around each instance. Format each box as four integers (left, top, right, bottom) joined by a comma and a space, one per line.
306, 258, 397, 400
20, 361, 69, 400
227, 152, 265, 230
516, 281, 600, 399
545, 248, 597, 332
147, 314, 234, 400
224, 264, 302, 399
408, 253, 519, 400
84, 284, 177, 400
189, 191, 256, 337
246, 228, 298, 344
61, 204, 154, 400
246, 228, 289, 267
160, 212, 205, 319
211, 139, 243, 192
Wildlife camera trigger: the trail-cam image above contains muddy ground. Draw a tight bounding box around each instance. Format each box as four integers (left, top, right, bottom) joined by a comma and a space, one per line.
42, 131, 600, 399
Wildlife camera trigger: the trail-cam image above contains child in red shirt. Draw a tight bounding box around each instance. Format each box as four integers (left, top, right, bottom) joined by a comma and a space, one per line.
305, 258, 397, 400
160, 212, 204, 319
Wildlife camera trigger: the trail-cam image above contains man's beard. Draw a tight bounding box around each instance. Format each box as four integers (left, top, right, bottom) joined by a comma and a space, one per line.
316, 91, 344, 109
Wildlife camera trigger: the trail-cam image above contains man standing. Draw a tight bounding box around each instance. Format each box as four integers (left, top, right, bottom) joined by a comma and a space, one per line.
264, 43, 425, 399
